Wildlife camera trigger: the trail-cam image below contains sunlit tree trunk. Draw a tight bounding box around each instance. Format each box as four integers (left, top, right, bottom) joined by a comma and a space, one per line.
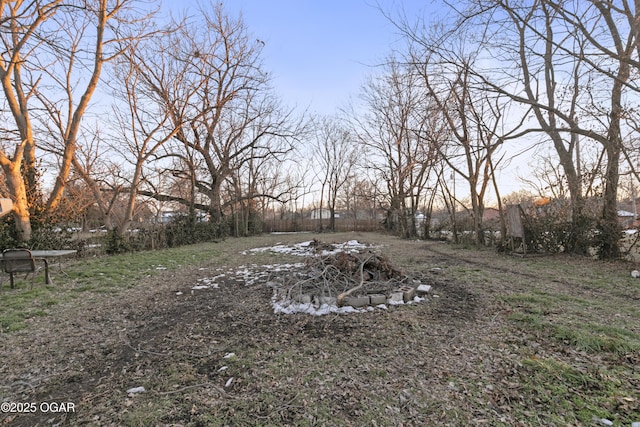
2, 163, 31, 241
0, 0, 147, 242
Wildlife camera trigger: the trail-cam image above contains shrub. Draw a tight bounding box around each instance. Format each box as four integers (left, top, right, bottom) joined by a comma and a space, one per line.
520, 202, 597, 255
158, 215, 230, 248
0, 217, 19, 250
105, 229, 131, 254
28, 224, 74, 250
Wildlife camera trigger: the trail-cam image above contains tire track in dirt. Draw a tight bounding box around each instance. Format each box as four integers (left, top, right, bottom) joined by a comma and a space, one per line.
421, 242, 590, 289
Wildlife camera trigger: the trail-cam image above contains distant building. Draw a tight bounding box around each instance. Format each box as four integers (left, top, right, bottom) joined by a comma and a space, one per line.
618, 210, 637, 228
483, 207, 501, 223
308, 209, 340, 220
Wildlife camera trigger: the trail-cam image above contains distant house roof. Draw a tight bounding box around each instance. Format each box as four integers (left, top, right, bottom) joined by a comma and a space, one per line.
483, 207, 501, 222
534, 197, 551, 206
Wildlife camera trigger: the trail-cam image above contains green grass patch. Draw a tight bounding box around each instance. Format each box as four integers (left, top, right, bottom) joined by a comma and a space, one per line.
63, 242, 225, 287
501, 287, 640, 356
0, 241, 226, 333
517, 357, 639, 425
0, 284, 67, 332
509, 310, 640, 356
553, 324, 639, 355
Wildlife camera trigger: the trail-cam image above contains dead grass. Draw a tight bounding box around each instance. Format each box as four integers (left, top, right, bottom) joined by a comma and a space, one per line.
1, 232, 639, 426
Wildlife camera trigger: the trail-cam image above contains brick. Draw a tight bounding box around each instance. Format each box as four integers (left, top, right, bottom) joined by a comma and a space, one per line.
415, 284, 432, 295
316, 296, 337, 306
344, 295, 370, 307
388, 291, 404, 304
398, 285, 415, 302
369, 294, 387, 305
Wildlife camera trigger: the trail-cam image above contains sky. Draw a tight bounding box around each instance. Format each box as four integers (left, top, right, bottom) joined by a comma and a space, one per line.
158, 0, 530, 201
163, 0, 436, 116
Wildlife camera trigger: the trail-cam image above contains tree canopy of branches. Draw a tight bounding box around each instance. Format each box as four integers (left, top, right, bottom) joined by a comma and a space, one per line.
3, 0, 639, 260
465, 0, 639, 257
388, 0, 640, 257
352, 59, 440, 238
122, 4, 303, 226
0, 0, 150, 242
311, 116, 359, 232
403, 33, 520, 244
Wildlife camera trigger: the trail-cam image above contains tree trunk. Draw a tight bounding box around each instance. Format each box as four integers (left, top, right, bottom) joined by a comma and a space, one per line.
599, 71, 624, 259
119, 160, 147, 236
474, 202, 484, 246
3, 164, 32, 242
209, 180, 223, 223
600, 142, 621, 259
23, 140, 42, 214
46, 1, 108, 212
329, 206, 336, 232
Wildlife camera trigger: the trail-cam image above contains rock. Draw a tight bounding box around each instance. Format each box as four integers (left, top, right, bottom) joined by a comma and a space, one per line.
126, 386, 145, 395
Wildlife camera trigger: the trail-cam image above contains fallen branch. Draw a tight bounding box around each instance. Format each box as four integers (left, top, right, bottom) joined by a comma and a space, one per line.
336, 254, 373, 305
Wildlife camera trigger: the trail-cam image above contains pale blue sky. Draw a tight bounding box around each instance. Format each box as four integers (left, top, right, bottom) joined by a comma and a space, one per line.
163, 1, 437, 115
156, 1, 528, 199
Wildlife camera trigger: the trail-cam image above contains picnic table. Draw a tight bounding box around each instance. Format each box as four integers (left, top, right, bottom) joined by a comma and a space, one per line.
30, 250, 77, 284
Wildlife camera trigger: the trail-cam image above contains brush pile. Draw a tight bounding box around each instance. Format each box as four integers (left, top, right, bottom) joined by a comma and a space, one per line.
270, 241, 425, 308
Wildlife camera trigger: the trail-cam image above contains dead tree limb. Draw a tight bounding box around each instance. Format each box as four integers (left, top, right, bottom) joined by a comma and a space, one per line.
336, 254, 374, 305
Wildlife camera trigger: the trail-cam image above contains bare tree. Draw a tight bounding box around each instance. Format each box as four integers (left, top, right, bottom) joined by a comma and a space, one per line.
459, 0, 640, 257
105, 21, 190, 235
435, 163, 460, 243
405, 36, 518, 245
71, 126, 124, 230
352, 58, 440, 238
0, 0, 60, 241
311, 116, 359, 232
0, 0, 150, 242
128, 4, 303, 223
227, 148, 301, 236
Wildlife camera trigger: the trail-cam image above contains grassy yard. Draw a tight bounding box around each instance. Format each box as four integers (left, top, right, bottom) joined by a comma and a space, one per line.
1, 232, 639, 426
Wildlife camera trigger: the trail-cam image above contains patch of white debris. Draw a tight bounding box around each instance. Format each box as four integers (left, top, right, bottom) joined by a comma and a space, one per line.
232, 263, 305, 286
241, 239, 377, 257
272, 295, 426, 316
190, 274, 224, 290
186, 261, 305, 291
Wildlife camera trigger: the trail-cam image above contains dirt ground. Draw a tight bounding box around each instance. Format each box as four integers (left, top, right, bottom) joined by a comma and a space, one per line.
1, 232, 638, 426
